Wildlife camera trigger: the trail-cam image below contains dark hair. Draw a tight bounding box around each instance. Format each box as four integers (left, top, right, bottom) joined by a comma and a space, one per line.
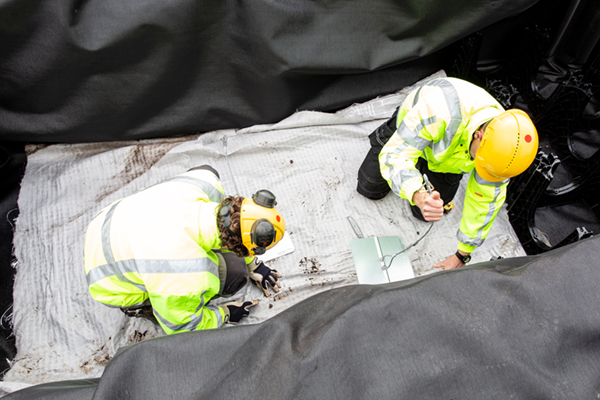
481, 120, 491, 131
217, 196, 250, 258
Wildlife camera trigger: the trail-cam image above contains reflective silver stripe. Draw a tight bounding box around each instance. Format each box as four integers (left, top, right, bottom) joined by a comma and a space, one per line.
474, 170, 509, 187
382, 141, 422, 195
393, 169, 421, 196
86, 262, 147, 291
457, 230, 483, 248
383, 79, 462, 187
91, 171, 222, 290
414, 79, 462, 155
457, 175, 505, 248
395, 121, 432, 151
415, 116, 438, 137
412, 85, 424, 107
86, 258, 219, 286
206, 305, 223, 326
477, 184, 503, 241
473, 170, 507, 243
394, 78, 463, 152
165, 176, 224, 203
154, 290, 222, 332
101, 202, 119, 265
431, 80, 462, 154
99, 200, 145, 290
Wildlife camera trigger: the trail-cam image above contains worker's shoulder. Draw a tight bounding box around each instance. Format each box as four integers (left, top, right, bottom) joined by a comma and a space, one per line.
442, 78, 491, 96
417, 77, 493, 105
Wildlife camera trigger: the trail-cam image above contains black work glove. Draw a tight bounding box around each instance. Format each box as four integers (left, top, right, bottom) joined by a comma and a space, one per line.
248, 261, 282, 297
222, 300, 259, 324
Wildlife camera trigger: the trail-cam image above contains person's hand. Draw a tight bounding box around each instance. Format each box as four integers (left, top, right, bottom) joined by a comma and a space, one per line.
222, 300, 259, 324
414, 190, 444, 221
434, 253, 467, 271
249, 261, 282, 297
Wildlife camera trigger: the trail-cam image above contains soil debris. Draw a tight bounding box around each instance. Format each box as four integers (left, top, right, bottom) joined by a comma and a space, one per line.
273, 288, 291, 301
300, 257, 322, 274
81, 344, 111, 373
129, 330, 151, 345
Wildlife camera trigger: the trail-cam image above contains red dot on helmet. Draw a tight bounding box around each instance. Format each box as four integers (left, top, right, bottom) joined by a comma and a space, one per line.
525, 134, 532, 143
276, 215, 281, 222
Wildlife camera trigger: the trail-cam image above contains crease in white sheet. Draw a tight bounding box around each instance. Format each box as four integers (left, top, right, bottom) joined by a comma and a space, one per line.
1, 70, 526, 394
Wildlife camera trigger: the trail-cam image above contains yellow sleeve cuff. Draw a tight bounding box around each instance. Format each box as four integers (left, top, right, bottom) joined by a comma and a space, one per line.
404, 180, 425, 206
457, 242, 476, 253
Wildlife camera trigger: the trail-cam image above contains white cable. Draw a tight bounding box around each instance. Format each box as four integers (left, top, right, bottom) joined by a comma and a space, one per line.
382, 173, 435, 270
381, 222, 434, 270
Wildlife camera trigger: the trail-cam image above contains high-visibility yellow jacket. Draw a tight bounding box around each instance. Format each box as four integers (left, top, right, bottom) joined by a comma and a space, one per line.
84, 167, 244, 334
379, 77, 506, 253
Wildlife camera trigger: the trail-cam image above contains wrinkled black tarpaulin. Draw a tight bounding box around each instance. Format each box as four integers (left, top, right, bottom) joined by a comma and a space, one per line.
6, 236, 600, 399
0, 142, 25, 378
0, 0, 539, 143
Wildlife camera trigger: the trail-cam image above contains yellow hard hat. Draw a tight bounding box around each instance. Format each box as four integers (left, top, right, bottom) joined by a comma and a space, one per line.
475, 109, 539, 182
240, 190, 286, 256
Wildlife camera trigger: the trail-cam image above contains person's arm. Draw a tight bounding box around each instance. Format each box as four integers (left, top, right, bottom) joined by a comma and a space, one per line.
379, 138, 424, 203
147, 257, 259, 332
148, 287, 226, 334
458, 171, 508, 252
434, 171, 508, 271
379, 95, 450, 204
433, 250, 471, 271
143, 257, 226, 334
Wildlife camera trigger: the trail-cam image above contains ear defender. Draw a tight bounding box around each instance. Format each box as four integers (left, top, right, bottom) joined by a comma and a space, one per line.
250, 219, 277, 255
240, 190, 286, 257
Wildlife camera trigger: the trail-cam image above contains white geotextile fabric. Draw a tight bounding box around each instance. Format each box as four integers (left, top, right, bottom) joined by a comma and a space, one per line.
1, 70, 526, 393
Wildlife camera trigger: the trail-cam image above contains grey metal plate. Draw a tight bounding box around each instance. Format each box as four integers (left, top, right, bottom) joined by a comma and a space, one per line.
350, 236, 414, 284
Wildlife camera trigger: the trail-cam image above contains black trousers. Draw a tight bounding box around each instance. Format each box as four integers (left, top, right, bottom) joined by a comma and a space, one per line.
357, 110, 463, 221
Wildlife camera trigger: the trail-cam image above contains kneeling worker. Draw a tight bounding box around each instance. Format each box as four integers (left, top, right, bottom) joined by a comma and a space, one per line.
84, 165, 286, 334
357, 77, 538, 270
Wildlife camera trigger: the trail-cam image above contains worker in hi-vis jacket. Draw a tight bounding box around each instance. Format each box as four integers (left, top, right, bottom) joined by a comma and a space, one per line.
357, 77, 539, 270
84, 165, 285, 334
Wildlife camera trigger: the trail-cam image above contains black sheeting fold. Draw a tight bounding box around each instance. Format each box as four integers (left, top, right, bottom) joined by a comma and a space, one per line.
0, 142, 25, 378
7, 236, 600, 399
0, 0, 539, 143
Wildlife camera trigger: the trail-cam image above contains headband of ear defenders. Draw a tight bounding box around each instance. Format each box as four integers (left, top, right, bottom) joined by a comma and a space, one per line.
219, 202, 235, 235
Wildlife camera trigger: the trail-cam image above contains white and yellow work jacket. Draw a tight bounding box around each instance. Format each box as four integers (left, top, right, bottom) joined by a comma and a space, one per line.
84, 168, 236, 334
379, 77, 506, 253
